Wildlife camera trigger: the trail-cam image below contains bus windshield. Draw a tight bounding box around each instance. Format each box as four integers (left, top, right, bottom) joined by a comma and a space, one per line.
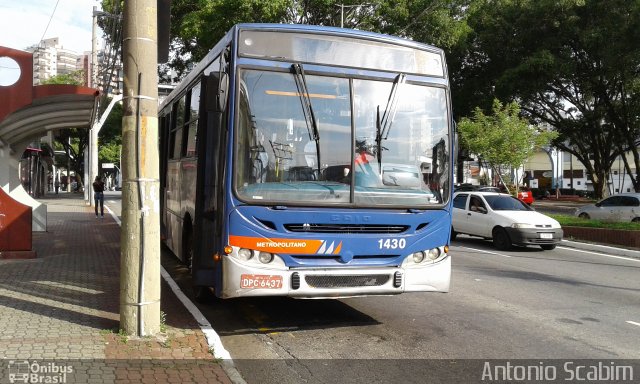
235, 68, 450, 207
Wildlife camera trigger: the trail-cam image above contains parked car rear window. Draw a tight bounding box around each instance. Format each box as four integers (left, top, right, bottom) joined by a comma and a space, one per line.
484, 195, 532, 211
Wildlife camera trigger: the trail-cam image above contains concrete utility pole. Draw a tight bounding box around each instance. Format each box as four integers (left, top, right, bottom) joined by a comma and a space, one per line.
120, 0, 160, 336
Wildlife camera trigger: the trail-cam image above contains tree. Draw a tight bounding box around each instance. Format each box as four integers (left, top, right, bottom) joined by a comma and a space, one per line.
101, 0, 471, 81
97, 99, 123, 180
51, 128, 87, 189
457, 99, 557, 191
40, 70, 86, 86
160, 0, 291, 79
42, 72, 89, 189
458, 0, 640, 198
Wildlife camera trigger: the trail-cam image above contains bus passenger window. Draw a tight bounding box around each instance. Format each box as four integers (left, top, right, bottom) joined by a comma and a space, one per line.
185, 121, 197, 157
171, 128, 182, 159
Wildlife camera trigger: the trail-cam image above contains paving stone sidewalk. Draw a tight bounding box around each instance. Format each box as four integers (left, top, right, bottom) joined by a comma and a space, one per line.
0, 193, 232, 383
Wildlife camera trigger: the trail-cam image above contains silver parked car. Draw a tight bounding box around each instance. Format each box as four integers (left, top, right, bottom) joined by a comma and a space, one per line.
575, 193, 640, 222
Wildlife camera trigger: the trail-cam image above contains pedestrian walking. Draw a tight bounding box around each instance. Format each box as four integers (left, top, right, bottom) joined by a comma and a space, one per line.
54, 178, 60, 194
93, 176, 105, 218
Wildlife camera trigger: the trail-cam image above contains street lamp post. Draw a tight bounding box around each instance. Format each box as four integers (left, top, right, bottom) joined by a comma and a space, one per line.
335, 3, 374, 28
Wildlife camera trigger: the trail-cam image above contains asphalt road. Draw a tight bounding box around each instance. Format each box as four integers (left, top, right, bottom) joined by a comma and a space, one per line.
106, 193, 640, 383
160, 238, 640, 383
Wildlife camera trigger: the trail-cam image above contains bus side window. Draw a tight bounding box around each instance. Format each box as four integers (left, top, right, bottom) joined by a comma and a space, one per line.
184, 82, 201, 158
172, 95, 186, 159
185, 122, 197, 158
171, 128, 182, 160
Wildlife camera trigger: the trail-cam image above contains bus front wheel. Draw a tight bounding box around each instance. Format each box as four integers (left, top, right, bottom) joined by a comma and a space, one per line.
193, 285, 214, 303
182, 225, 193, 271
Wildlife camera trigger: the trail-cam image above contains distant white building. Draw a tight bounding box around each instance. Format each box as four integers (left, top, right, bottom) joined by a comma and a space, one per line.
24, 37, 123, 97
26, 37, 85, 85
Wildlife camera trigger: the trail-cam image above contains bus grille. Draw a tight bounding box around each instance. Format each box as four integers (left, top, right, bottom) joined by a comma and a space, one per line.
305, 274, 390, 288
284, 224, 409, 234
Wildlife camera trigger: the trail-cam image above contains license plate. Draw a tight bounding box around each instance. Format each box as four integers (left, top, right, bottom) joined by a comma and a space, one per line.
539, 233, 553, 239
241, 274, 283, 289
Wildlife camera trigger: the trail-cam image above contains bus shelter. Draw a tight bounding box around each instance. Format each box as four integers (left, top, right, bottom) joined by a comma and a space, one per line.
0, 46, 99, 232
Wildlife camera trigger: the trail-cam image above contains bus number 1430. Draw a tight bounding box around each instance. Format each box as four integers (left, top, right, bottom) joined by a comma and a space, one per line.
378, 238, 406, 249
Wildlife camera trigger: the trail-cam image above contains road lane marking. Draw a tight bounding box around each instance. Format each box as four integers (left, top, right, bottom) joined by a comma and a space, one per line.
626, 321, 640, 327
456, 246, 511, 258
105, 205, 121, 225
557, 246, 640, 263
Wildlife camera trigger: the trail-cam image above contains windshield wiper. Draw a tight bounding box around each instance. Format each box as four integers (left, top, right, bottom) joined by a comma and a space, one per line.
376, 73, 406, 172
291, 63, 321, 178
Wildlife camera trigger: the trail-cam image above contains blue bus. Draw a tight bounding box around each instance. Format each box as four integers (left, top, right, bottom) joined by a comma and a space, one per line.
159, 24, 453, 300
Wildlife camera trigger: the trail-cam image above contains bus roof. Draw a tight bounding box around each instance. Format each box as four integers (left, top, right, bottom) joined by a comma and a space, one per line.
160, 23, 446, 111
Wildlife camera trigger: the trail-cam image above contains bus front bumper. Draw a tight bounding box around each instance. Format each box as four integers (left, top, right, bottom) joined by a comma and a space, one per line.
221, 255, 451, 299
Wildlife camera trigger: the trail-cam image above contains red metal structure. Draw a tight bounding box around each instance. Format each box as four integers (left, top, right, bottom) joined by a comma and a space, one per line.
0, 45, 100, 257
0, 187, 35, 259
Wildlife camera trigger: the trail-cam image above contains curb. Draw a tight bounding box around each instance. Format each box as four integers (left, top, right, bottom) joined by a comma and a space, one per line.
559, 239, 640, 259
106, 205, 248, 384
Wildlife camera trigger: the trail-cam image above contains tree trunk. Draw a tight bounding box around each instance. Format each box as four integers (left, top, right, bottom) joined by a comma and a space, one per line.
590, 171, 609, 199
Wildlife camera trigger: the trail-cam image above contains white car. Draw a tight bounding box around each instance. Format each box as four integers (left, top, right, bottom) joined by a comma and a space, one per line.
451, 191, 563, 251
575, 193, 640, 223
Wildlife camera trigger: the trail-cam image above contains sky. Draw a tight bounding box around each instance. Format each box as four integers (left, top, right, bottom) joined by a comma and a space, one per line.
0, 0, 102, 85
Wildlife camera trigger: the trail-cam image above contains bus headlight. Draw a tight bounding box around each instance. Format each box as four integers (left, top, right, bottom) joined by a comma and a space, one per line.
427, 247, 441, 261
238, 248, 253, 261
412, 251, 426, 263
258, 252, 274, 264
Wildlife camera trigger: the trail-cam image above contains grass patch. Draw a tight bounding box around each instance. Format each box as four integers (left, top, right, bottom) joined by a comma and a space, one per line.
117, 329, 129, 344
160, 310, 167, 333
549, 214, 640, 231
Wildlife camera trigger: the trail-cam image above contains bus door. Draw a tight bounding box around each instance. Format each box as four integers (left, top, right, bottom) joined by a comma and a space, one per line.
192, 52, 230, 290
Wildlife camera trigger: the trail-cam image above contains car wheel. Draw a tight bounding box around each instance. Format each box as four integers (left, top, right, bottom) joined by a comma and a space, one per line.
540, 244, 556, 251
492, 227, 512, 251
578, 212, 590, 220
450, 227, 457, 241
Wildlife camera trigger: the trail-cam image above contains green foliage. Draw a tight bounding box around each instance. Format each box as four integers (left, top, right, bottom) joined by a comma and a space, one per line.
41, 70, 85, 86
457, 99, 557, 174
549, 214, 640, 231
457, 0, 640, 197
166, 0, 291, 79
98, 100, 123, 169
141, 0, 471, 80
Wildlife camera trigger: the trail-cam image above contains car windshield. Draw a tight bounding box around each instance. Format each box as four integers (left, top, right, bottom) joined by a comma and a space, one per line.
484, 195, 532, 211
235, 68, 450, 207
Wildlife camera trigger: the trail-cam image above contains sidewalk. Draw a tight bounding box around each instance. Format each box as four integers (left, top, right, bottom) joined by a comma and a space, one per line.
0, 192, 233, 383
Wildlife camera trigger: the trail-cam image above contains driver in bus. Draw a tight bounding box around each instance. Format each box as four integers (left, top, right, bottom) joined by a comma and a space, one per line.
354, 140, 381, 188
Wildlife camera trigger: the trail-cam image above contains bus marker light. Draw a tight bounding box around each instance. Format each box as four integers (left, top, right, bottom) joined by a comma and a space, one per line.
444, 245, 449, 254
213, 253, 221, 262
224, 245, 233, 255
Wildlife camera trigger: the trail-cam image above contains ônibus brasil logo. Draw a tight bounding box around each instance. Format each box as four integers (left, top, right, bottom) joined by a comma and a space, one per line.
7, 360, 73, 383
